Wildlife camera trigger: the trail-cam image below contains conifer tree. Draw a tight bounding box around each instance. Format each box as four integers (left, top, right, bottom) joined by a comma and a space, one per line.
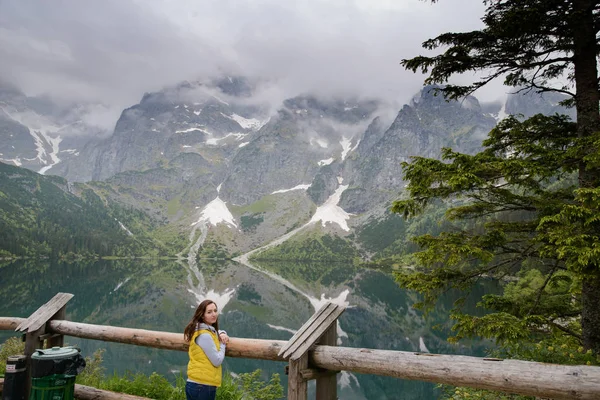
396, 0, 600, 354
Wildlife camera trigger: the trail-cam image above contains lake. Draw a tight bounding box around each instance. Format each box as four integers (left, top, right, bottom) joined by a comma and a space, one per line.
0, 258, 497, 399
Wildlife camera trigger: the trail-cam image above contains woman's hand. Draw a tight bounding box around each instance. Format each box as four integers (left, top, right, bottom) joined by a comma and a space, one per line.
219, 332, 230, 344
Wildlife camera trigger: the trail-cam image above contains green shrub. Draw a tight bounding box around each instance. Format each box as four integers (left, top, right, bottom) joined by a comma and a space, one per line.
76, 348, 105, 388
235, 370, 283, 400
101, 371, 183, 399
0, 337, 25, 376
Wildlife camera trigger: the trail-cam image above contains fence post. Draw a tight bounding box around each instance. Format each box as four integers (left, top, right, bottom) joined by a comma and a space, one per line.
315, 323, 337, 400
278, 302, 345, 400
288, 353, 309, 400
15, 292, 73, 399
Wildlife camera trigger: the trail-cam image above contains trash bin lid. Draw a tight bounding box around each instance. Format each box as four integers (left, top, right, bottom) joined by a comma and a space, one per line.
31, 346, 80, 360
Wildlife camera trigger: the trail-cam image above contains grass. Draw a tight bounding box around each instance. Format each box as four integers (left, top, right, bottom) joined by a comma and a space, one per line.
166, 197, 182, 216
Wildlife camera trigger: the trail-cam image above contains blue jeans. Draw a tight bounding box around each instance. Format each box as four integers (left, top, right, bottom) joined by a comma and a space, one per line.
185, 381, 217, 400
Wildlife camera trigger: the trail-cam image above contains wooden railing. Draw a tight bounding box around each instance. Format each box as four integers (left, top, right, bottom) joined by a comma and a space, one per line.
2, 316, 600, 399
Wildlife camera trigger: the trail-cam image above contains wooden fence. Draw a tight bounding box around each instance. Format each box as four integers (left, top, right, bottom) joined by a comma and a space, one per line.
1, 294, 600, 399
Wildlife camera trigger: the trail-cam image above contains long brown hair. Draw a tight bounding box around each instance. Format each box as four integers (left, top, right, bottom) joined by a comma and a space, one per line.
184, 299, 219, 342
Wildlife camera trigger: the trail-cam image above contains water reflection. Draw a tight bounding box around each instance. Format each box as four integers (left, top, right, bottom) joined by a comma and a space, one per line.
0, 258, 498, 399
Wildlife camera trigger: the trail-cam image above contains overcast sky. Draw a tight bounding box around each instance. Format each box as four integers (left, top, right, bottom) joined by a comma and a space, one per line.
0, 0, 498, 122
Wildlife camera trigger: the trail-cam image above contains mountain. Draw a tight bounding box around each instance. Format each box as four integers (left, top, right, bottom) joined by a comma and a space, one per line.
483, 90, 577, 122
0, 82, 108, 176
0, 162, 163, 258
0, 78, 574, 261
339, 86, 496, 214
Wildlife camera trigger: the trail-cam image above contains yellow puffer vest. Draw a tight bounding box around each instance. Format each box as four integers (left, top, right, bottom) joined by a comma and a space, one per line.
187, 328, 222, 387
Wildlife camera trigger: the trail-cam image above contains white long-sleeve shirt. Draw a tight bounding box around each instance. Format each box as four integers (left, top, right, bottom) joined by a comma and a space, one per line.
193, 323, 226, 367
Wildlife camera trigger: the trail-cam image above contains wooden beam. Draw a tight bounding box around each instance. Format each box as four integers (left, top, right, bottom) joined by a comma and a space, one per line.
310, 347, 600, 400
279, 303, 335, 357
39, 333, 62, 341
49, 320, 196, 352
0, 317, 25, 330
23, 328, 44, 399
48, 320, 287, 360
315, 323, 337, 400
47, 305, 66, 348
74, 384, 151, 399
299, 368, 339, 380
288, 305, 344, 361
279, 303, 345, 361
288, 353, 308, 400
16, 293, 73, 333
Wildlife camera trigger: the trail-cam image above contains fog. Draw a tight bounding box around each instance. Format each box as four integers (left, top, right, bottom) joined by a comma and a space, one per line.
0, 0, 505, 130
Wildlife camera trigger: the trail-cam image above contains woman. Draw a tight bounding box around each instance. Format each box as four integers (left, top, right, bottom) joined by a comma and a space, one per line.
184, 299, 230, 400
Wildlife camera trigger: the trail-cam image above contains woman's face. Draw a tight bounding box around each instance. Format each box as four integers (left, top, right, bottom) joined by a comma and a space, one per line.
203, 303, 218, 325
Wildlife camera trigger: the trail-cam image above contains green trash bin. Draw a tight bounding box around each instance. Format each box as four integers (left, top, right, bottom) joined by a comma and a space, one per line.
30, 374, 76, 400
29, 347, 85, 400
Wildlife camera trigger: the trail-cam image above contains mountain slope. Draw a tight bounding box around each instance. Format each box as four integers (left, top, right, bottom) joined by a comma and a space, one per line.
0, 162, 161, 257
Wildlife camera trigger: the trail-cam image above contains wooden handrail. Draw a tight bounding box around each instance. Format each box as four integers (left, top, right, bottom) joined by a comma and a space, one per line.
0, 317, 24, 330
2, 317, 600, 399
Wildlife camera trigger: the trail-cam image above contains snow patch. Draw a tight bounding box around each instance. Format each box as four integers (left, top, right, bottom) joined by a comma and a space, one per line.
238, 142, 249, 148
310, 137, 328, 148
193, 110, 202, 115
267, 324, 297, 334
272, 184, 311, 194
1, 157, 22, 166
496, 101, 508, 122
113, 277, 131, 292
227, 113, 268, 130
419, 337, 430, 353
191, 197, 237, 228
339, 371, 360, 389
318, 158, 334, 166
175, 127, 209, 134
204, 288, 236, 312
212, 95, 229, 106
115, 219, 134, 236
38, 133, 62, 175
340, 137, 352, 161
310, 184, 351, 231
206, 132, 247, 145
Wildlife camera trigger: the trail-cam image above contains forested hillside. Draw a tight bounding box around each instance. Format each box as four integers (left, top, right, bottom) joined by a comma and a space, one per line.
0, 162, 162, 258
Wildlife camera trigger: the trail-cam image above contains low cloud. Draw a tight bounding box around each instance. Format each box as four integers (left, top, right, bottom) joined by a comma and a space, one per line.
0, 0, 494, 130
